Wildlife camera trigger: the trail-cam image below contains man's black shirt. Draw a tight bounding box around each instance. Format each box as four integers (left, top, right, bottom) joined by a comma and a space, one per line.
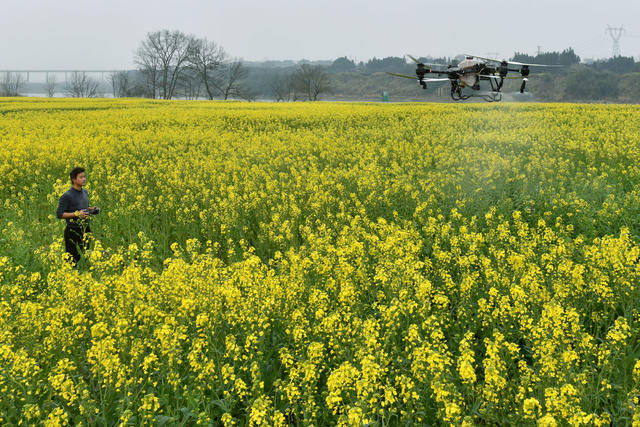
56, 187, 90, 228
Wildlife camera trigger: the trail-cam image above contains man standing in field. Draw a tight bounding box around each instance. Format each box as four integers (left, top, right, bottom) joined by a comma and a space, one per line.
56, 167, 98, 266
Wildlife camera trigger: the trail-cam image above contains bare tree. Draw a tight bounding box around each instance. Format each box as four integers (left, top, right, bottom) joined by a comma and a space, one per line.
291, 64, 332, 101
109, 71, 133, 97
269, 72, 293, 102
188, 37, 226, 100
45, 73, 57, 97
213, 60, 254, 100
135, 30, 194, 99
0, 72, 26, 96
135, 40, 161, 98
65, 72, 100, 98
177, 66, 203, 100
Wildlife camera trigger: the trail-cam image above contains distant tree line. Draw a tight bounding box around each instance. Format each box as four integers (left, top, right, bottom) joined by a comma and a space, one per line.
0, 70, 104, 98
321, 48, 639, 75
2, 42, 639, 102
508, 48, 640, 101
512, 48, 581, 68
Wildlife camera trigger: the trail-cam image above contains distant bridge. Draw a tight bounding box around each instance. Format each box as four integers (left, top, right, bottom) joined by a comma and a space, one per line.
0, 70, 134, 82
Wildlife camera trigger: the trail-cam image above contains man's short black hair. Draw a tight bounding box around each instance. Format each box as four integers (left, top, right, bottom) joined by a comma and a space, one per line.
70, 167, 85, 182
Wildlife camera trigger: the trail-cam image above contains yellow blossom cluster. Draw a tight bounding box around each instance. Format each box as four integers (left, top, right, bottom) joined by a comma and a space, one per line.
1, 98, 640, 425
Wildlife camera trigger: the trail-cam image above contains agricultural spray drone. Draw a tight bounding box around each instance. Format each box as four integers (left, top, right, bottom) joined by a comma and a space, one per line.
388, 54, 561, 102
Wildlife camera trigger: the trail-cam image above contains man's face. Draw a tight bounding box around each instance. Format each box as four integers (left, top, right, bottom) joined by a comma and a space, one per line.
73, 172, 87, 187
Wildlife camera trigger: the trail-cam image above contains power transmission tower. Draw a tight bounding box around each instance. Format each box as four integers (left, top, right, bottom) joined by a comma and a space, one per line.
606, 25, 625, 57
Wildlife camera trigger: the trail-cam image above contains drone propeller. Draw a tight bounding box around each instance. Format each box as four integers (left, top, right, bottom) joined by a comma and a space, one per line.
406, 54, 422, 64
464, 54, 563, 68
506, 60, 562, 68
387, 72, 418, 80
486, 74, 532, 80
406, 55, 447, 68
386, 72, 449, 82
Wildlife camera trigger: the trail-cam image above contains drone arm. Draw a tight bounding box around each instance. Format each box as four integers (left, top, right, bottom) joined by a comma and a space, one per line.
425, 69, 450, 76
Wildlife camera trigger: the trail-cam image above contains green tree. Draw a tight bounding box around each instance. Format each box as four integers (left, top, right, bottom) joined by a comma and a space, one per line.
365, 56, 410, 74
591, 56, 637, 73
564, 66, 618, 100
618, 73, 640, 102
329, 57, 356, 73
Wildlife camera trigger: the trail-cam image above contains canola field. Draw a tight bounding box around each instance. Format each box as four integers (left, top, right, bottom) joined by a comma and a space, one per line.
1, 98, 640, 426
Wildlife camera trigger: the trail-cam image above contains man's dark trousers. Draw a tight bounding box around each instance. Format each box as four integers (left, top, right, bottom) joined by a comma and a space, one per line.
64, 225, 91, 265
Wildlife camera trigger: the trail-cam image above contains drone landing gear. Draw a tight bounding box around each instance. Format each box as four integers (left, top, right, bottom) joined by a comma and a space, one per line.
483, 76, 504, 101
449, 77, 503, 102
481, 92, 502, 102
451, 91, 472, 101
489, 74, 504, 93
452, 92, 502, 102
450, 80, 470, 100
450, 84, 502, 102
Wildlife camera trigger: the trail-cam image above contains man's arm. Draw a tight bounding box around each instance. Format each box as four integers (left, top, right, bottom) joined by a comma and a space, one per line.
56, 194, 68, 219
61, 211, 87, 219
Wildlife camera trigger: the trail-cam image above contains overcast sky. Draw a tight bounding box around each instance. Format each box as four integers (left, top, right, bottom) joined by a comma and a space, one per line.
1, 0, 638, 70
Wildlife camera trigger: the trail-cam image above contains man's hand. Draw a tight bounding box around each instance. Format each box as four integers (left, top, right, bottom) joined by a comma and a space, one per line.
62, 210, 90, 220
